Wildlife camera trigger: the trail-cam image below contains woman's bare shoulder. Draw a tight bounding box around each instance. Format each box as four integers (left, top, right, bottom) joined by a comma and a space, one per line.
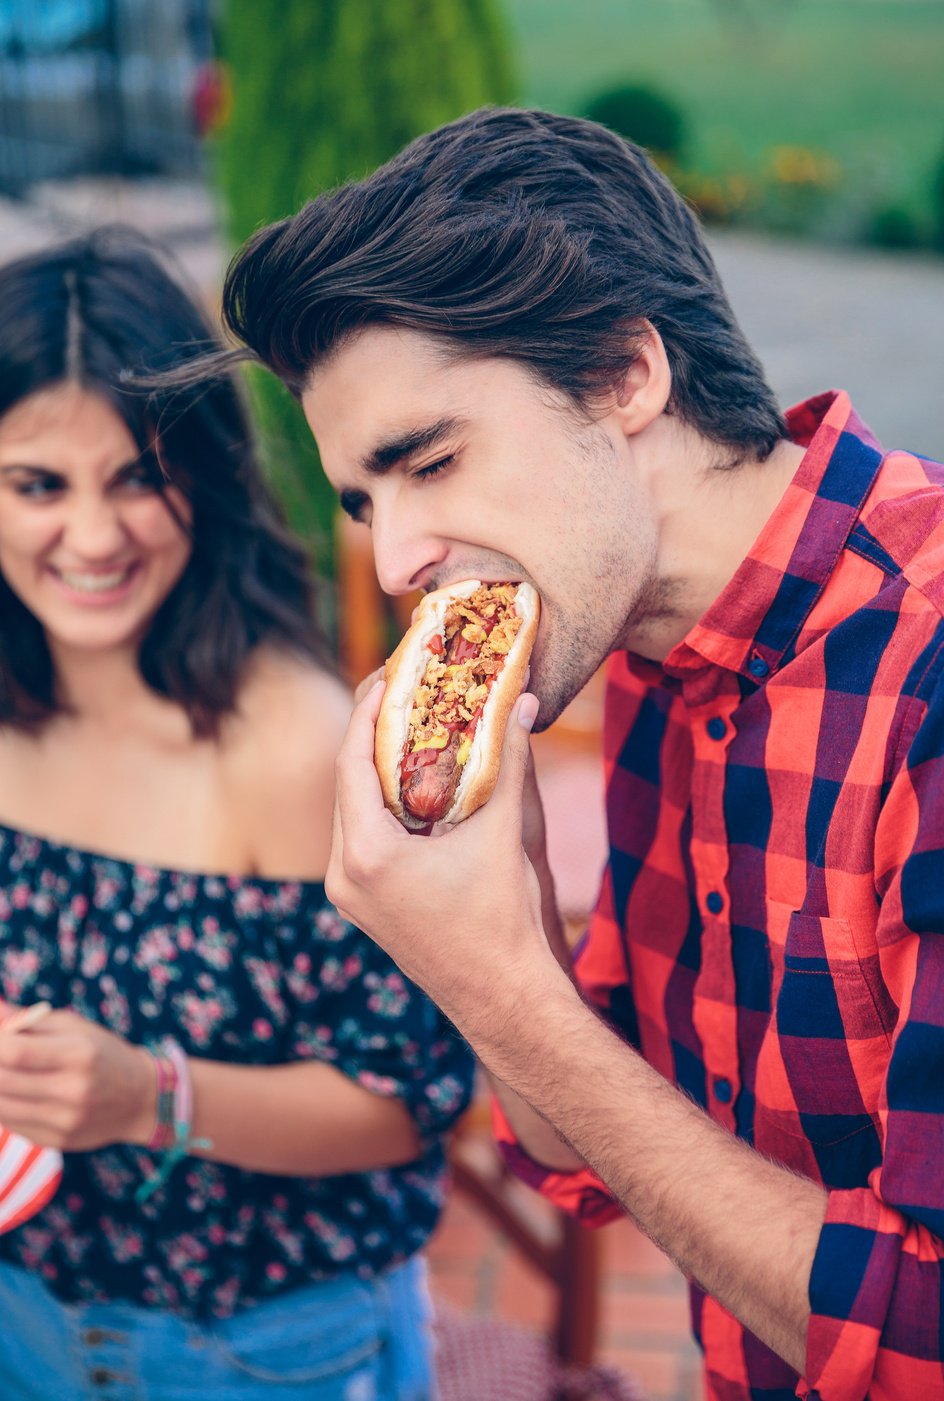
221, 648, 352, 880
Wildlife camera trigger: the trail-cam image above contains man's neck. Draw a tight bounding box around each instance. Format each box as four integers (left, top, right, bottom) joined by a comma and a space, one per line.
624, 429, 807, 663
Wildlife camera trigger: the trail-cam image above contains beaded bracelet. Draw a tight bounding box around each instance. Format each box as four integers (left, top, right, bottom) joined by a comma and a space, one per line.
135, 1040, 213, 1205
145, 1053, 177, 1152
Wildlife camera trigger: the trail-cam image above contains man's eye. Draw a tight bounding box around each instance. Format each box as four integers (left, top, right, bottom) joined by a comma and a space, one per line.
414, 454, 454, 481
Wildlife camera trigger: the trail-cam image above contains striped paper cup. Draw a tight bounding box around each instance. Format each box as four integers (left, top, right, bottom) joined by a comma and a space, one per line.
0, 1127, 62, 1232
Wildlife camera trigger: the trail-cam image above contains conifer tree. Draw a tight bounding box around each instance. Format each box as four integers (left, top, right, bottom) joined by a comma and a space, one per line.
217, 0, 516, 567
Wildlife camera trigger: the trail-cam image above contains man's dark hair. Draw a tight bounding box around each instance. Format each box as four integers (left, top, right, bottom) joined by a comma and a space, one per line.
0, 227, 333, 735
223, 106, 786, 459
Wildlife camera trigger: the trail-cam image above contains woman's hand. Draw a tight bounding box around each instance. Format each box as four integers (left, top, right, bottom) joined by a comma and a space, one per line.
0, 1009, 155, 1151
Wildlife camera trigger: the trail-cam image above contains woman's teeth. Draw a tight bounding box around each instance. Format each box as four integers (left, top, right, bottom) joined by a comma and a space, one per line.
57, 567, 133, 593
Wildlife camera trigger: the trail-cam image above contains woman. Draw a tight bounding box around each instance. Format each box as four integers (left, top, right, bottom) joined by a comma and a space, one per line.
0, 228, 473, 1400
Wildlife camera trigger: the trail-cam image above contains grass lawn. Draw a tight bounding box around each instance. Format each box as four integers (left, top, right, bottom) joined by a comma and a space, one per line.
504, 0, 944, 238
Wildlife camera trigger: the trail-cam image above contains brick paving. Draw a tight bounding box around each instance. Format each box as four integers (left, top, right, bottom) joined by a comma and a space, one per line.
427, 1137, 705, 1401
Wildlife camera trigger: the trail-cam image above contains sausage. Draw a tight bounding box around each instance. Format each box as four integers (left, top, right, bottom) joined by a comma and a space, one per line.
401, 731, 464, 823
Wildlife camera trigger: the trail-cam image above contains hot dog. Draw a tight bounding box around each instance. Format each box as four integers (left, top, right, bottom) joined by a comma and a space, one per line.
375, 580, 540, 829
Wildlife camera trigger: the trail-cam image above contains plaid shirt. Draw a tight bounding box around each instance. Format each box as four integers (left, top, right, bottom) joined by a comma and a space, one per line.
496, 391, 944, 1401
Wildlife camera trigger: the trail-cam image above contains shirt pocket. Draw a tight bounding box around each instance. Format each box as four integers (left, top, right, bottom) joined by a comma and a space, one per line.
753, 904, 893, 1157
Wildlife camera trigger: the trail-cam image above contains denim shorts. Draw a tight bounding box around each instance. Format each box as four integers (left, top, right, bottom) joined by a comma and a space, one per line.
0, 1256, 435, 1400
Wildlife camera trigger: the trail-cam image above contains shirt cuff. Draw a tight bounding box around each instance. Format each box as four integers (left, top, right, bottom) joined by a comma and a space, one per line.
802, 1187, 910, 1401
490, 1094, 623, 1228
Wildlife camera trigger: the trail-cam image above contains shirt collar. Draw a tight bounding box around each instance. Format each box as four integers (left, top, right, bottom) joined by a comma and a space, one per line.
660, 390, 885, 683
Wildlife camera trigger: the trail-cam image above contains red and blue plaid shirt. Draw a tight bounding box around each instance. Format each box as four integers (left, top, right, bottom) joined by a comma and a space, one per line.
496, 390, 944, 1401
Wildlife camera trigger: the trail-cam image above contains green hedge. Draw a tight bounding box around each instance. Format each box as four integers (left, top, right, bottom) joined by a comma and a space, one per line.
217, 0, 516, 571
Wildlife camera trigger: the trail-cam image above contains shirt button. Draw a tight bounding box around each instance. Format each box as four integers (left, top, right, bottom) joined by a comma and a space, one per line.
706, 890, 724, 915
714, 1077, 733, 1104
706, 716, 726, 741
748, 656, 769, 678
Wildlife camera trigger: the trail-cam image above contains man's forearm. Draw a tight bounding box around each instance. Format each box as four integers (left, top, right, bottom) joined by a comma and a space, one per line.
470, 962, 827, 1377
488, 1071, 585, 1171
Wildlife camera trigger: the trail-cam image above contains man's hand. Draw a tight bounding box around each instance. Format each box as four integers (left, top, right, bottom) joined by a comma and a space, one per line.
327, 679, 561, 1034
0, 1010, 155, 1151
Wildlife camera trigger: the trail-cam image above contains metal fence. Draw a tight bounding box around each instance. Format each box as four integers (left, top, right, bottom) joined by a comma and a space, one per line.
0, 0, 214, 194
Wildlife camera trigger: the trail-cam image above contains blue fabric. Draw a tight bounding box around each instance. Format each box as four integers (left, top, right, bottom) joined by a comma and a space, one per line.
0, 1256, 435, 1399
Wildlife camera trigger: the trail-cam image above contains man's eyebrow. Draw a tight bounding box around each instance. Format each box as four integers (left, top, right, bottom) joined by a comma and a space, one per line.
360, 416, 465, 476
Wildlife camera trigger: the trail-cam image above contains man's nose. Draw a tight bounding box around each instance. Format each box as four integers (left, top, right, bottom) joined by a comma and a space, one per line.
370, 511, 448, 597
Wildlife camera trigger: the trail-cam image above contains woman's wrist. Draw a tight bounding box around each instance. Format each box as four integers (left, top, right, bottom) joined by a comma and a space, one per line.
126, 1045, 160, 1146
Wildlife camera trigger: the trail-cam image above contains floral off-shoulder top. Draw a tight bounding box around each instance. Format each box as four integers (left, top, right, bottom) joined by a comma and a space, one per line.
0, 823, 474, 1320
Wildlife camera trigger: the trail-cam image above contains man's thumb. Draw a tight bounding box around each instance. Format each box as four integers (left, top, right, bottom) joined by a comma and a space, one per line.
493, 692, 540, 803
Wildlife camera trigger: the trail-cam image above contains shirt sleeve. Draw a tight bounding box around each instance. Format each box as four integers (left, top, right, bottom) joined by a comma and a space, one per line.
287, 901, 475, 1145
803, 667, 944, 1401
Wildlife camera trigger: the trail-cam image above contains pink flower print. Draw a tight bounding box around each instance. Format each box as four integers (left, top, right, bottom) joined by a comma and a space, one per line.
245, 957, 286, 1022
214, 1278, 241, 1314
358, 1071, 399, 1097
252, 1018, 273, 1041
101, 1218, 144, 1264
80, 931, 108, 978
286, 969, 318, 1004
233, 885, 265, 919
71, 894, 90, 919
364, 970, 409, 1019
174, 990, 233, 1047
266, 1262, 287, 1282
12, 882, 31, 910
99, 977, 131, 1035
177, 928, 195, 951
209, 1224, 226, 1246
93, 875, 122, 909
166, 1235, 208, 1272
3, 946, 40, 991
315, 908, 347, 942
195, 928, 234, 971
321, 956, 355, 993
134, 926, 179, 971
0, 891, 11, 920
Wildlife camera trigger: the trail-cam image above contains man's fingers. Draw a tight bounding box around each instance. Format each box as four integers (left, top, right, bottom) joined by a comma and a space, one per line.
488, 692, 539, 828
353, 665, 386, 707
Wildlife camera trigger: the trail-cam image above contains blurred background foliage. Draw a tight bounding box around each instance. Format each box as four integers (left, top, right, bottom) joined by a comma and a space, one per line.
506, 0, 944, 251
216, 0, 515, 561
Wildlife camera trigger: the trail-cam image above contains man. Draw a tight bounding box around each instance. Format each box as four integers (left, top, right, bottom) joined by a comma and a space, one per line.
222, 108, 944, 1400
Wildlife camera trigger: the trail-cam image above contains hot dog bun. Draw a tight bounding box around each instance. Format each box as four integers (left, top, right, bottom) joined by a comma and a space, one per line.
375, 580, 540, 829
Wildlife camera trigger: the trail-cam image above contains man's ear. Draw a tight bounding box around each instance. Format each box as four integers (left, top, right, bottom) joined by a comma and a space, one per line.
611, 322, 672, 435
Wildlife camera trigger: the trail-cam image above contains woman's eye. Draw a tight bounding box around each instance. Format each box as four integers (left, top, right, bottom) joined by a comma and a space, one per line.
414, 455, 454, 481
14, 476, 60, 499
118, 463, 163, 493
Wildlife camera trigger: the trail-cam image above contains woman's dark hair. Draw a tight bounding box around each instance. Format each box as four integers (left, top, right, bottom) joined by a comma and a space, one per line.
0, 226, 334, 735
222, 106, 786, 459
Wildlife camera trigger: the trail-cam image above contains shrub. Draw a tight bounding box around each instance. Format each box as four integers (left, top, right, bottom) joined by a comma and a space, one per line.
582, 82, 687, 163
216, 0, 516, 572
